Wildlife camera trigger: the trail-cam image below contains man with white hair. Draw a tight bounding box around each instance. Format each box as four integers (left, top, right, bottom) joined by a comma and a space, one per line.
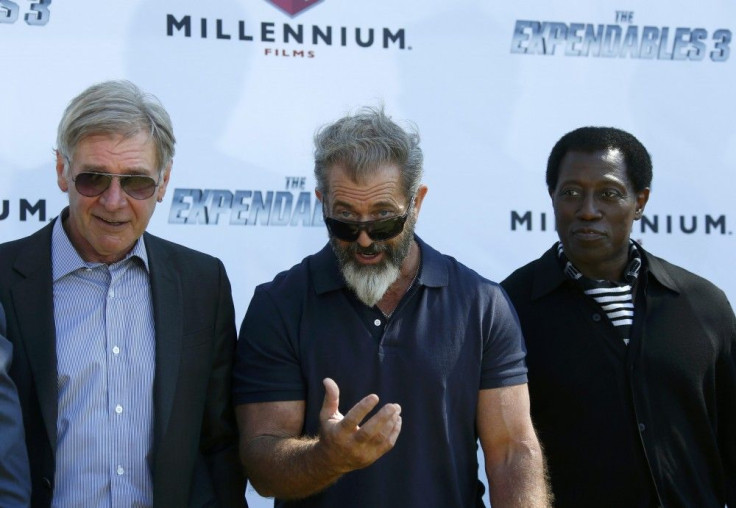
234, 107, 550, 508
0, 80, 246, 507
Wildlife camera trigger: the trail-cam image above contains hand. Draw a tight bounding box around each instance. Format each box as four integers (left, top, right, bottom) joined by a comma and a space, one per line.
316, 378, 402, 474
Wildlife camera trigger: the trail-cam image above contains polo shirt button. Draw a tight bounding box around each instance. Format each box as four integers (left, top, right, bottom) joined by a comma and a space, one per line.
592, 313, 601, 322
373, 319, 381, 326
638, 423, 646, 432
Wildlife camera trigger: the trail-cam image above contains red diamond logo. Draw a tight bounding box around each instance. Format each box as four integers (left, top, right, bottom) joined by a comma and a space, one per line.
266, 0, 323, 16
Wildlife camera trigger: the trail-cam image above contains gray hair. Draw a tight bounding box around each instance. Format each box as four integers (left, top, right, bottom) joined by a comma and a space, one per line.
56, 80, 175, 175
314, 106, 423, 203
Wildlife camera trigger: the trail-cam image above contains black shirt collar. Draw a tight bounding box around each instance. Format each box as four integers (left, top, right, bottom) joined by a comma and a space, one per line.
531, 241, 681, 301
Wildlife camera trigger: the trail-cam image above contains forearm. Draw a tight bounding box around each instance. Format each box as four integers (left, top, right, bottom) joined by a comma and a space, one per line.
242, 434, 344, 499
486, 438, 552, 508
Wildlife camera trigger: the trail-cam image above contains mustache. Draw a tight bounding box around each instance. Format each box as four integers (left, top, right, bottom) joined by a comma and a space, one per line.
347, 242, 387, 256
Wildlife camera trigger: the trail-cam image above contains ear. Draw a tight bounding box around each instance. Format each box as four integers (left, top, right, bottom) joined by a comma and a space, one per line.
412, 185, 429, 216
315, 188, 323, 203
633, 187, 650, 220
56, 151, 69, 192
156, 162, 173, 203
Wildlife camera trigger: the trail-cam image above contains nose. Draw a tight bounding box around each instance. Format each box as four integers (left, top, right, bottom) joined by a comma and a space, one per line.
99, 177, 128, 210
577, 193, 601, 220
356, 229, 373, 247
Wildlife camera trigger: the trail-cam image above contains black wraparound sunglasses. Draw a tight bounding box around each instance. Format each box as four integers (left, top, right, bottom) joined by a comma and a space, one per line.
72, 172, 160, 200
323, 197, 414, 242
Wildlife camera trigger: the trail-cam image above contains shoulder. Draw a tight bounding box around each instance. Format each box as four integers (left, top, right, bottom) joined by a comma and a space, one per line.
143, 233, 232, 298
0, 221, 55, 281
501, 258, 539, 290
144, 233, 223, 268
418, 238, 507, 302
0, 221, 53, 256
500, 246, 557, 299
254, 248, 325, 302
645, 251, 731, 307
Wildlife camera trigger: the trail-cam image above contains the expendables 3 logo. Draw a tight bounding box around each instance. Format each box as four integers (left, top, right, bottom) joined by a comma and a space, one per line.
168, 176, 323, 227
511, 10, 731, 61
0, 0, 51, 26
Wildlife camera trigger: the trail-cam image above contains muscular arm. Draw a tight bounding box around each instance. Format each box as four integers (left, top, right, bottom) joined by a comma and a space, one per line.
236, 378, 402, 500
478, 384, 551, 508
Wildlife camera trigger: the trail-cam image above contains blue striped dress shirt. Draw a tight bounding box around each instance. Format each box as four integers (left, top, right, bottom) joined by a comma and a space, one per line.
51, 217, 155, 508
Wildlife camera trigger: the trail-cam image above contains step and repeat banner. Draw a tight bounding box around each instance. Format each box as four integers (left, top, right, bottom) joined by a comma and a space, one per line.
2, 1, 734, 505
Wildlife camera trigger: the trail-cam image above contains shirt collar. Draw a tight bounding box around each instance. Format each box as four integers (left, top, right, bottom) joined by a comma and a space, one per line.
51, 208, 150, 282
531, 241, 680, 300
311, 235, 448, 295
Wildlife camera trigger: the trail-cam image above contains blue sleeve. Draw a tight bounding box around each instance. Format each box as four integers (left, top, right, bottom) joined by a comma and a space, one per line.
0, 303, 32, 508
233, 285, 305, 404
480, 284, 528, 389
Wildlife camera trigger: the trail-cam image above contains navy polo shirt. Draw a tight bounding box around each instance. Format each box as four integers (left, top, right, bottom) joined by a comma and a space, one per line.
234, 236, 528, 508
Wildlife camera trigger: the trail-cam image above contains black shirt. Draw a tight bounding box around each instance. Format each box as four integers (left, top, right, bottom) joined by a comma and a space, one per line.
501, 244, 736, 508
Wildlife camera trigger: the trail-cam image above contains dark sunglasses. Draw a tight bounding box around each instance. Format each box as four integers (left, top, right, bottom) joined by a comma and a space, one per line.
72, 172, 159, 200
323, 198, 414, 242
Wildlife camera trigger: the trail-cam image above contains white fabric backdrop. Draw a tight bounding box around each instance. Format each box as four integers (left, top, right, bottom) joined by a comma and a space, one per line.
2, 1, 734, 505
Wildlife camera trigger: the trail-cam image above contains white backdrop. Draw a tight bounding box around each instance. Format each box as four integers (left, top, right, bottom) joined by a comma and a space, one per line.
2, 1, 735, 505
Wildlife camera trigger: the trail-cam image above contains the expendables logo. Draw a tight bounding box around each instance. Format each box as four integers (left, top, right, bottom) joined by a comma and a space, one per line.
511, 10, 731, 61
168, 176, 323, 227
0, 0, 51, 26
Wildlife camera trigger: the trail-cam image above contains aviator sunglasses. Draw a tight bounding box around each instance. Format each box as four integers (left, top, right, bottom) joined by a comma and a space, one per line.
323, 196, 415, 242
72, 172, 160, 200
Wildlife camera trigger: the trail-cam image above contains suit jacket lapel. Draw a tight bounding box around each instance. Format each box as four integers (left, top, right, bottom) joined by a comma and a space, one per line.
145, 234, 183, 446
10, 221, 59, 451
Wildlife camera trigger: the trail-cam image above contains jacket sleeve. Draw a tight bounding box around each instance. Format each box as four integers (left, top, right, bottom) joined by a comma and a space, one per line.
0, 304, 32, 508
201, 260, 248, 507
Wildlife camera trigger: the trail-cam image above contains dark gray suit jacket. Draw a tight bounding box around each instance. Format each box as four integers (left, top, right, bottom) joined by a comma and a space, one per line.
0, 216, 247, 508
0, 302, 31, 507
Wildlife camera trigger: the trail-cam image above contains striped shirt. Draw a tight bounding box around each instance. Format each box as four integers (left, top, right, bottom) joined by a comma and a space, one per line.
558, 241, 639, 345
51, 216, 155, 508
584, 286, 635, 328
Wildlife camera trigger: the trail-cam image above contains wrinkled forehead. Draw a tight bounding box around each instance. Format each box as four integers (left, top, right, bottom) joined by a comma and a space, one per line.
326, 163, 405, 196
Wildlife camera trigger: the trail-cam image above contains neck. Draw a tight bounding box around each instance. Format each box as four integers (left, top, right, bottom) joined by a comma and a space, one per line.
376, 240, 420, 316
575, 255, 629, 282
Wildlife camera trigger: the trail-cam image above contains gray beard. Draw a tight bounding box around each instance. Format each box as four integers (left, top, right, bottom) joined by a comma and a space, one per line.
330, 214, 415, 307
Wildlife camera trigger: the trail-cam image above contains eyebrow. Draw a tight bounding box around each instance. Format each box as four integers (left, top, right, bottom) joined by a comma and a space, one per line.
332, 199, 403, 212
558, 175, 628, 186
76, 164, 154, 177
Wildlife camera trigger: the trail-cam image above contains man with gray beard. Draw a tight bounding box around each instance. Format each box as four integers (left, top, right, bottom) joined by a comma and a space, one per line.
233, 107, 550, 508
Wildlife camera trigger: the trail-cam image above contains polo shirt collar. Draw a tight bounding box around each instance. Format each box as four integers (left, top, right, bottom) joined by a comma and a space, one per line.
51, 207, 150, 282
530, 241, 680, 301
311, 235, 448, 295
414, 235, 448, 288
